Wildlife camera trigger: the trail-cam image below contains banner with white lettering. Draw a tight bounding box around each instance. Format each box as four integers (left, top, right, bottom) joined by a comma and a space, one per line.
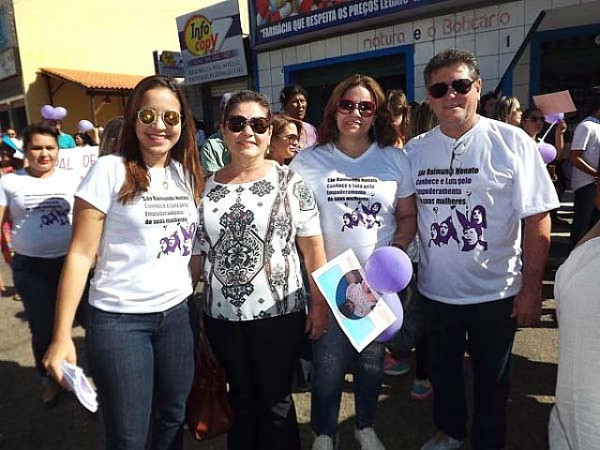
249, 0, 448, 49
57, 146, 99, 180
176, 2, 248, 86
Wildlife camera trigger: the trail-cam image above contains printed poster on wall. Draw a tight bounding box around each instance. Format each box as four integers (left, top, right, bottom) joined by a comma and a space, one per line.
176, 1, 248, 86
249, 0, 451, 49
312, 249, 397, 352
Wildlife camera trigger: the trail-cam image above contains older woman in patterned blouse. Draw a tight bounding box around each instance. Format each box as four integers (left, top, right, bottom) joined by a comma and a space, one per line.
192, 90, 328, 450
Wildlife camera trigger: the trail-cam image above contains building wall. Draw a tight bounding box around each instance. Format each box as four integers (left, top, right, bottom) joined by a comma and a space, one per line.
256, 0, 593, 111
12, 0, 249, 131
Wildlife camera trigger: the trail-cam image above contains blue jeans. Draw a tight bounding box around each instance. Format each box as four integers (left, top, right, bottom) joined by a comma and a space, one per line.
311, 308, 385, 437
12, 253, 64, 376
424, 296, 517, 450
86, 301, 194, 450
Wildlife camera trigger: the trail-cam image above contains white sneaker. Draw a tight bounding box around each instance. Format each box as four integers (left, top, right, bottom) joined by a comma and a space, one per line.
421, 432, 464, 450
312, 434, 334, 450
354, 427, 385, 449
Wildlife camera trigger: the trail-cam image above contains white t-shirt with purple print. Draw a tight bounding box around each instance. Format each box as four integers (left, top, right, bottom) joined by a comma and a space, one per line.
76, 154, 198, 313
405, 116, 560, 305
290, 142, 415, 266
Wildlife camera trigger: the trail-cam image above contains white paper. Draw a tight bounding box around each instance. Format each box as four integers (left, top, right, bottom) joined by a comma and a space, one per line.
61, 361, 98, 413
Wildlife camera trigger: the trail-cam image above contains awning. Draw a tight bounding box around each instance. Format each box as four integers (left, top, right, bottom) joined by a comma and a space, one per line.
40, 68, 150, 124
40, 67, 146, 91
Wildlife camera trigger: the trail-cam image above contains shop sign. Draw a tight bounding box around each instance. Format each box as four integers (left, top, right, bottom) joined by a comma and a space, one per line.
250, 0, 449, 48
176, 2, 248, 86
0, 47, 17, 80
154, 50, 184, 78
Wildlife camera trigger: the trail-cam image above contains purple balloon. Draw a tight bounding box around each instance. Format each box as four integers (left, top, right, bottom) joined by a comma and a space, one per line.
544, 113, 564, 124
54, 106, 67, 120
364, 246, 413, 294
78, 119, 94, 133
375, 292, 404, 343
40, 104, 54, 119
539, 142, 557, 164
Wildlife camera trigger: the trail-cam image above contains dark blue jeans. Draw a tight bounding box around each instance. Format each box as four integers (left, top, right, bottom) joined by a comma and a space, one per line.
12, 253, 64, 376
424, 296, 517, 450
204, 312, 305, 450
86, 301, 194, 450
311, 307, 385, 437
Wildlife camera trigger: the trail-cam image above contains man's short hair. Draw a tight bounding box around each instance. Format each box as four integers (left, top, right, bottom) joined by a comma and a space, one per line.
423, 49, 481, 87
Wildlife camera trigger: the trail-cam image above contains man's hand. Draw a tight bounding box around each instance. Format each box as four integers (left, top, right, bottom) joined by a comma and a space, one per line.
511, 287, 542, 327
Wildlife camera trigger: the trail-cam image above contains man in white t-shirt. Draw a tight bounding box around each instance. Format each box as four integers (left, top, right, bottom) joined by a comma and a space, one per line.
568, 88, 600, 250
405, 49, 559, 450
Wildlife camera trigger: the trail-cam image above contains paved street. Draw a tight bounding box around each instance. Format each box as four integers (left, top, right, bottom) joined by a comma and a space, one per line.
0, 205, 571, 449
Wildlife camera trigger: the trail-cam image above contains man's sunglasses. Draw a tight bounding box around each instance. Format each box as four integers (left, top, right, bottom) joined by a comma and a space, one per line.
137, 107, 181, 126
336, 99, 377, 117
226, 116, 270, 134
428, 79, 475, 99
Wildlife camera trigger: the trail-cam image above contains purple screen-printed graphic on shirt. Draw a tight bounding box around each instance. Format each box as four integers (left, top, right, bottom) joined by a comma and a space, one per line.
157, 223, 197, 258
451, 202, 488, 252
38, 198, 71, 228
428, 197, 488, 252
341, 197, 382, 232
180, 223, 197, 256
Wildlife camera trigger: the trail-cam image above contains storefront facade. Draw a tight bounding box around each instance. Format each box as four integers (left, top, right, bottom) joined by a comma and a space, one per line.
0, 1, 26, 132
251, 0, 600, 124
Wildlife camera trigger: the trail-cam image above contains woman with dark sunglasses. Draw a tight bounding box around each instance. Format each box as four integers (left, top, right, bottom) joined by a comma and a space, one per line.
521, 107, 568, 224
290, 74, 417, 449
195, 90, 328, 449
268, 113, 302, 165
44, 75, 204, 449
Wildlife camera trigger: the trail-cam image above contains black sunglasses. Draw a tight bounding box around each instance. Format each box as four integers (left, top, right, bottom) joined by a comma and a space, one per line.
428, 79, 475, 99
336, 99, 377, 117
226, 116, 270, 134
523, 116, 544, 122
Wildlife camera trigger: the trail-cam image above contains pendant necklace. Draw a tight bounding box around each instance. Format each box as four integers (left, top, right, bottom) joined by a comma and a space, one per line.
162, 167, 169, 190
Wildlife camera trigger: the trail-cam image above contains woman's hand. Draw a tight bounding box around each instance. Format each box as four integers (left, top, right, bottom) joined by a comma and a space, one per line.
555, 120, 567, 135
306, 302, 329, 340
43, 337, 77, 389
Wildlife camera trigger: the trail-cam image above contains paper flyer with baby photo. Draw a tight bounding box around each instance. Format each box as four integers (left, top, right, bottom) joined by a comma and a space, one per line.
312, 249, 398, 352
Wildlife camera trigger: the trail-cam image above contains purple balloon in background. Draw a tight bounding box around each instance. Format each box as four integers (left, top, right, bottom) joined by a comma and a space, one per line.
40, 104, 54, 119
54, 106, 68, 120
78, 119, 94, 133
375, 292, 404, 343
539, 142, 557, 164
544, 113, 564, 124
364, 246, 413, 294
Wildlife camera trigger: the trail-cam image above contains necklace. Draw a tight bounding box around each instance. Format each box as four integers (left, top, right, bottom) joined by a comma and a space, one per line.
162, 167, 169, 190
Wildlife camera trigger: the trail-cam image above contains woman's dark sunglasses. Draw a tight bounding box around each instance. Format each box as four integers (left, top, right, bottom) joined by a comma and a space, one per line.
336, 99, 377, 117
523, 116, 544, 122
226, 116, 270, 134
428, 79, 475, 99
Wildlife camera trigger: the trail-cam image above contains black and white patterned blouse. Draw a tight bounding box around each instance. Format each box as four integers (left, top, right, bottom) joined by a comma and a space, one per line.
195, 164, 321, 321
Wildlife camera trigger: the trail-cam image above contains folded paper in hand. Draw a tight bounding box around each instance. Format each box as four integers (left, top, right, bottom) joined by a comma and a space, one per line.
61, 361, 98, 413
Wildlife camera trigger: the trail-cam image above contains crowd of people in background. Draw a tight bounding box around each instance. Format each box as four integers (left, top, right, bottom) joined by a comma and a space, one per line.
0, 47, 599, 450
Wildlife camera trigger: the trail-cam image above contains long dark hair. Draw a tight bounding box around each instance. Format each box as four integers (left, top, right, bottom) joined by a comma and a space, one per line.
117, 75, 203, 204
317, 74, 395, 148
